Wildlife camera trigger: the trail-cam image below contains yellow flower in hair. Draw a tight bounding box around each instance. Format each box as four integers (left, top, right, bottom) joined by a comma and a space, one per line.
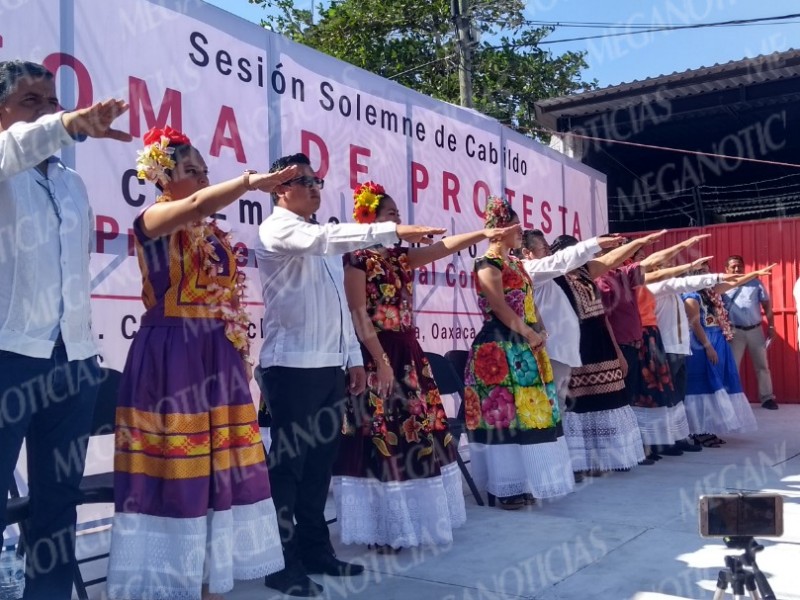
353, 181, 386, 223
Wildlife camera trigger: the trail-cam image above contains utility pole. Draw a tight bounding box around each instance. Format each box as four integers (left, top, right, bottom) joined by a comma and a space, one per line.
451, 0, 473, 108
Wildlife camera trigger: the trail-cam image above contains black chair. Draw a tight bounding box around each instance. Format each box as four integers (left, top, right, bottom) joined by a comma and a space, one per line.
444, 350, 469, 419
4, 478, 30, 566
424, 352, 484, 506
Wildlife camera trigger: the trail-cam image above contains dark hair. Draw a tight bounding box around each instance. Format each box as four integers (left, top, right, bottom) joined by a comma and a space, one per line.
0, 61, 53, 105
727, 254, 744, 265
155, 143, 196, 192
521, 229, 547, 252
270, 153, 312, 204
549, 234, 579, 254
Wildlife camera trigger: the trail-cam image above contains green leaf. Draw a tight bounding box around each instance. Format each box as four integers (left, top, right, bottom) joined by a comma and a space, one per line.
373, 437, 392, 457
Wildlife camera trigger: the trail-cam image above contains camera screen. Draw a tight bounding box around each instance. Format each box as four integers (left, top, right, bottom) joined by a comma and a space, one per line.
706, 495, 780, 536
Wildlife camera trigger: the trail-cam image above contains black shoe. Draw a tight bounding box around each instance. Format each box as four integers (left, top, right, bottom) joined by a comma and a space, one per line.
762, 399, 779, 410
303, 554, 365, 577
657, 445, 684, 456
638, 458, 656, 466
646, 452, 663, 461
265, 567, 323, 597
573, 471, 585, 483
675, 439, 702, 452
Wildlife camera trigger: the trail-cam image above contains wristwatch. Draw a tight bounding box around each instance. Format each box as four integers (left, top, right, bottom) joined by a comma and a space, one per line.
243, 169, 258, 191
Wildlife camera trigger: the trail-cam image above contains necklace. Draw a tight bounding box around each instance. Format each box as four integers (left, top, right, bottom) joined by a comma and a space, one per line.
157, 193, 252, 362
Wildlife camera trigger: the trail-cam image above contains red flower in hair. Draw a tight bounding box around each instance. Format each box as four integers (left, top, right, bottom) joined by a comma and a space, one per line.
143, 126, 191, 147
353, 180, 386, 224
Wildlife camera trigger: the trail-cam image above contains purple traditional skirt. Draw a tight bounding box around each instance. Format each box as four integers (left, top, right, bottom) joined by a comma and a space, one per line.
106, 319, 283, 599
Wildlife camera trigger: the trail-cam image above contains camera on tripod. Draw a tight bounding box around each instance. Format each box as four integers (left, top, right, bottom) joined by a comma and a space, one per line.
698, 493, 784, 599
699, 493, 784, 539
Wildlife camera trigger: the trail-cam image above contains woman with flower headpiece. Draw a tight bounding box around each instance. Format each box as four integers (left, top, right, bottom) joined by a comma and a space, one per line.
681, 262, 771, 447
463, 196, 574, 509
332, 182, 515, 552
106, 127, 297, 600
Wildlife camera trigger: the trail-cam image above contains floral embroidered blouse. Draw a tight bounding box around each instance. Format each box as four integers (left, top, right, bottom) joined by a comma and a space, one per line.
475, 253, 537, 326
345, 246, 414, 332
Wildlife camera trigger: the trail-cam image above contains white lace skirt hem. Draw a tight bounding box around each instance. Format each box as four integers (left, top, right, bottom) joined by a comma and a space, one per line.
631, 406, 672, 445
563, 406, 645, 471
332, 462, 467, 548
684, 389, 752, 434
106, 499, 284, 599
468, 436, 575, 499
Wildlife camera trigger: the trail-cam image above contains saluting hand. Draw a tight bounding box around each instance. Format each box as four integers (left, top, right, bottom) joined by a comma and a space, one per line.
62, 99, 132, 142
396, 225, 447, 244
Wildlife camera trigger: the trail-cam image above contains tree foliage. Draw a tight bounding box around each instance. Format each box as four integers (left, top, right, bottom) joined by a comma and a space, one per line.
249, 0, 595, 135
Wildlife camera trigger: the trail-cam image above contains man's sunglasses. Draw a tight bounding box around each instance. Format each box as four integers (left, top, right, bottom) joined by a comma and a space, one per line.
285, 176, 325, 189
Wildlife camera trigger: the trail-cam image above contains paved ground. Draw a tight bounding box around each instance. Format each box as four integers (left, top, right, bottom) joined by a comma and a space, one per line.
78, 404, 800, 599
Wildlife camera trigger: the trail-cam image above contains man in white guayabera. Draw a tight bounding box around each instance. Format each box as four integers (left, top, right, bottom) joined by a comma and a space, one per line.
0, 60, 131, 600
255, 152, 445, 597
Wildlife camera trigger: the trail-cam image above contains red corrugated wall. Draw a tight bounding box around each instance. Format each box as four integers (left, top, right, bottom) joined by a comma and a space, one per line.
631, 217, 800, 404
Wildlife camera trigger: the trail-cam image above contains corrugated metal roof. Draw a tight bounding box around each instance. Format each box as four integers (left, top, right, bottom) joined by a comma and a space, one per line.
535, 48, 800, 125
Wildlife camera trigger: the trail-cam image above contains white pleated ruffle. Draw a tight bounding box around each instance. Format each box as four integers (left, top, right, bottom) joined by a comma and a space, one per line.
106, 499, 284, 599
563, 406, 645, 471
332, 462, 467, 548
683, 389, 755, 434
729, 392, 758, 432
668, 403, 691, 440
468, 436, 575, 499
631, 406, 673, 445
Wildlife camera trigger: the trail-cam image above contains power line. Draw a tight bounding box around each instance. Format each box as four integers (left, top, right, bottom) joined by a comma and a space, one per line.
387, 51, 459, 79
546, 131, 800, 170
491, 13, 800, 48
523, 17, 800, 30
390, 12, 799, 77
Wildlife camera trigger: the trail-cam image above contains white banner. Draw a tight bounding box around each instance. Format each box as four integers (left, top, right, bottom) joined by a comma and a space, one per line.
1, 0, 606, 535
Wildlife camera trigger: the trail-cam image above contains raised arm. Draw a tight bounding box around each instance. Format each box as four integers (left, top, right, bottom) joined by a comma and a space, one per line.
647, 272, 730, 296
260, 220, 444, 257
524, 237, 602, 284
140, 167, 299, 238
0, 114, 75, 180
406, 224, 518, 270
476, 262, 544, 352
586, 230, 666, 278
714, 264, 776, 294
1, 99, 130, 182
639, 234, 710, 271
644, 256, 712, 284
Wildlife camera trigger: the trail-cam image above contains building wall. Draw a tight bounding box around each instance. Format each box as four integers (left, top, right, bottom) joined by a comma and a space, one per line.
634, 217, 800, 404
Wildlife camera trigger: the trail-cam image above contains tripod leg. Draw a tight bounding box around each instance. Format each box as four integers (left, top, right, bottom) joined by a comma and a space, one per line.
746, 574, 762, 600
712, 570, 729, 600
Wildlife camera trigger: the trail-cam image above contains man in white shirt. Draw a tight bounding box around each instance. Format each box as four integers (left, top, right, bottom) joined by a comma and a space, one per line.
256, 153, 443, 597
0, 60, 130, 600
